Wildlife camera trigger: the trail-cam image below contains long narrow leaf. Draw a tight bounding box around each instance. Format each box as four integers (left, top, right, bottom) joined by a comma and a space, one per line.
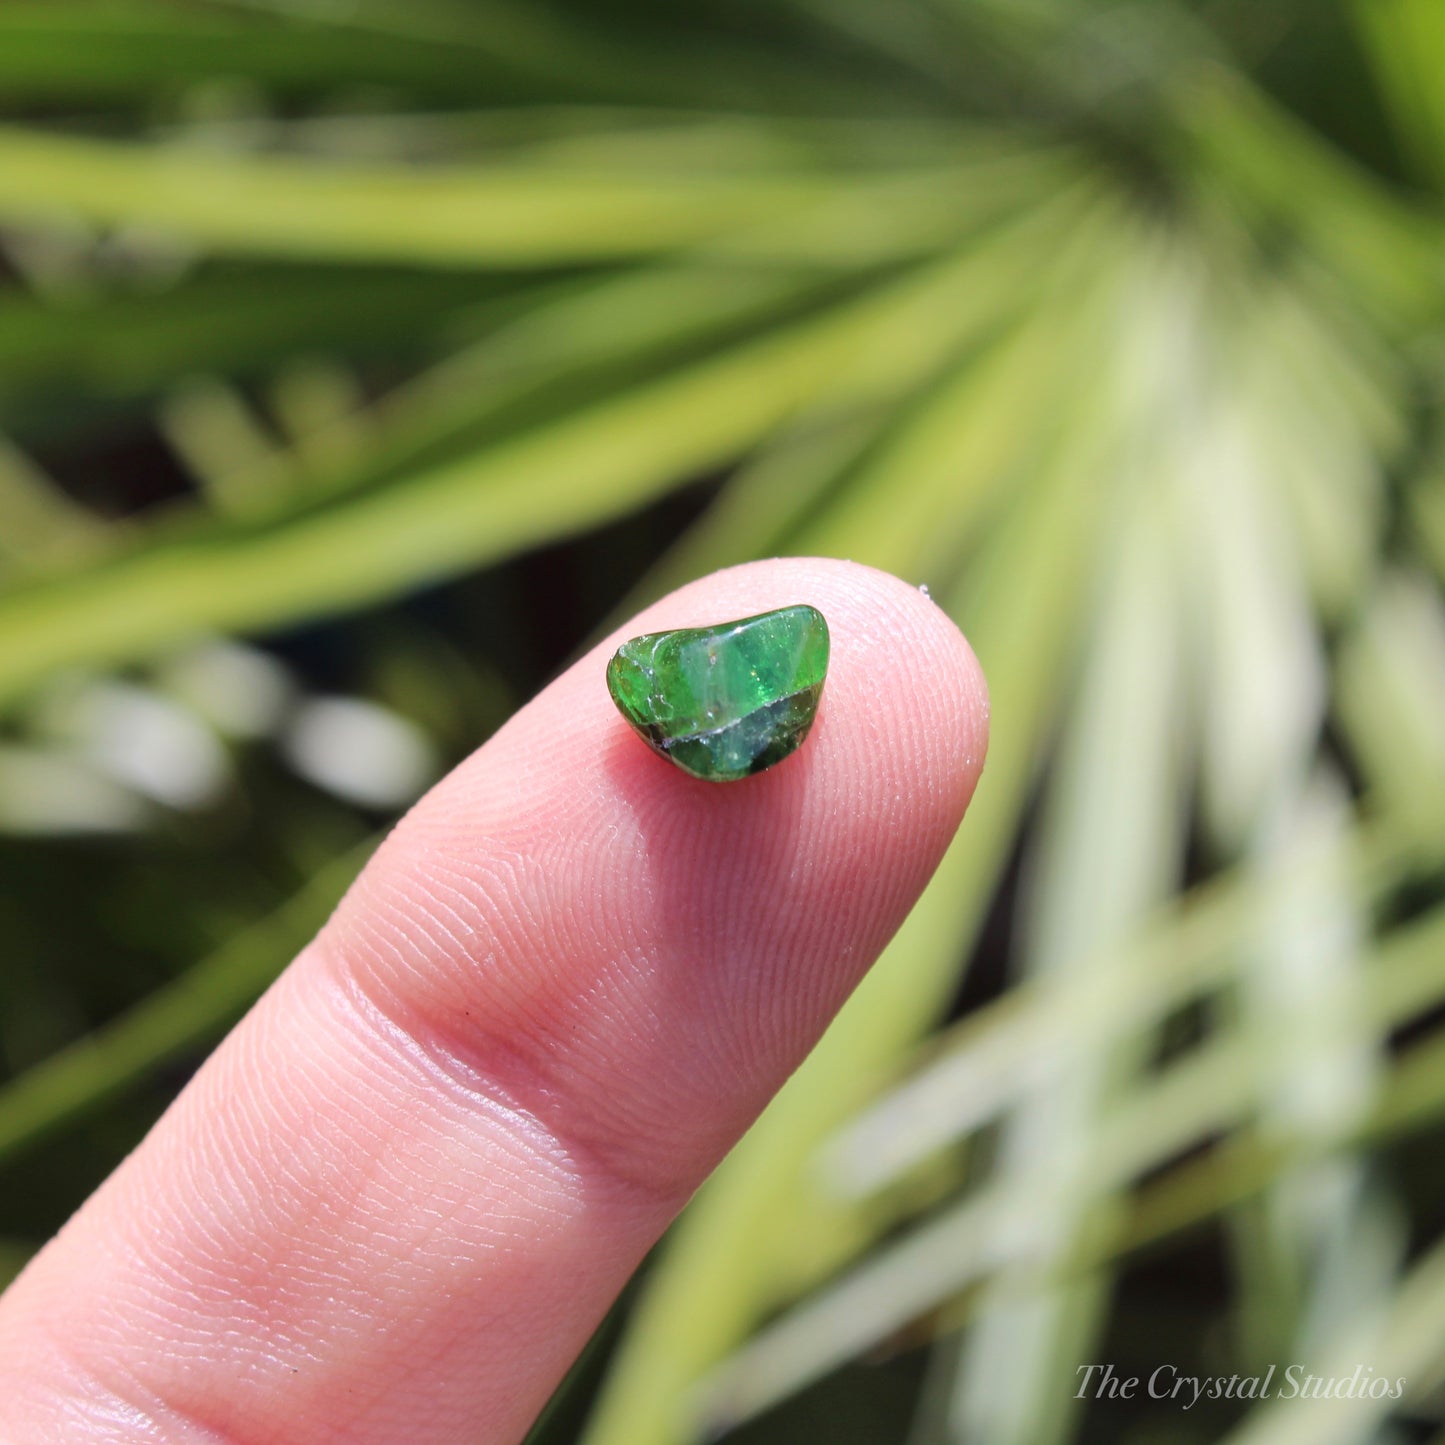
0, 124, 1047, 269
0, 213, 1089, 707
0, 838, 373, 1163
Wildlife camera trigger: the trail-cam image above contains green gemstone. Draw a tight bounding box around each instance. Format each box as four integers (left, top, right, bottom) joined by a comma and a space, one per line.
606, 604, 830, 782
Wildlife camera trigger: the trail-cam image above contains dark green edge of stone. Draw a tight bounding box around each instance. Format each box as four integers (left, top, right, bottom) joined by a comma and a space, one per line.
634, 681, 824, 782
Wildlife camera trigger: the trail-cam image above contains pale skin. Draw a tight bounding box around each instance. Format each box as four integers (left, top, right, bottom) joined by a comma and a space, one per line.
0, 558, 989, 1445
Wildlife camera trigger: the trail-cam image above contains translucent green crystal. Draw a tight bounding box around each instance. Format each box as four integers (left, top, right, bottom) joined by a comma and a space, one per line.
606, 604, 830, 781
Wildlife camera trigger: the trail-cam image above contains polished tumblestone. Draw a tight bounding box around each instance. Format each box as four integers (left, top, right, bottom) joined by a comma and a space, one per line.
606, 603, 830, 781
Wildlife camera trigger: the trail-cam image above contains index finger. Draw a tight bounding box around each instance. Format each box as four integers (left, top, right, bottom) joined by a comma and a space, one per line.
0, 557, 988, 1445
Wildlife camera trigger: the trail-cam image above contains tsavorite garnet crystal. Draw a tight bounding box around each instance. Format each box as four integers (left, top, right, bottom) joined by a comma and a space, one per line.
606, 604, 830, 782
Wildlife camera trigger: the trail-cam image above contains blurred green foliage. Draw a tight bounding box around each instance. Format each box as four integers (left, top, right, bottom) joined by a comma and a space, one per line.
3, 2, 1445, 1442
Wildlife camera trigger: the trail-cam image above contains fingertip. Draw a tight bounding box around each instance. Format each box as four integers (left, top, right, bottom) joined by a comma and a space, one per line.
330, 555, 990, 1182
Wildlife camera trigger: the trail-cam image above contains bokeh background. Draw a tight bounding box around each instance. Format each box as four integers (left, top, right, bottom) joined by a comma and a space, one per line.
4, 2, 1445, 1441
